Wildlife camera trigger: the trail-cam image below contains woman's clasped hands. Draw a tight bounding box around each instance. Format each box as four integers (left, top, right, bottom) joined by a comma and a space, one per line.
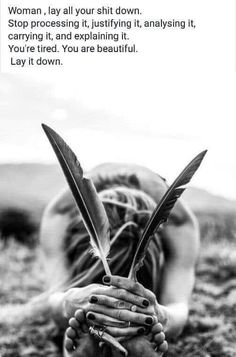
63, 275, 168, 355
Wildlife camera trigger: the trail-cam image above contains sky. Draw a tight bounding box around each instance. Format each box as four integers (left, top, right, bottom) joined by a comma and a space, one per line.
0, 0, 235, 200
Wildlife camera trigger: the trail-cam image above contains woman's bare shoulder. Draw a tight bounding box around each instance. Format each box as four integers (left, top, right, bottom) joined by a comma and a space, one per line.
90, 163, 167, 198
44, 187, 76, 217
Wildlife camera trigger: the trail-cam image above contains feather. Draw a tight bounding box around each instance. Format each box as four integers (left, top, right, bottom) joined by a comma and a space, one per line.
42, 124, 111, 275
128, 150, 207, 280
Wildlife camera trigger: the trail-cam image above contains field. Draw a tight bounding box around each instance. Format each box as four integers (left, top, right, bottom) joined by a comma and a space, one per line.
0, 211, 236, 357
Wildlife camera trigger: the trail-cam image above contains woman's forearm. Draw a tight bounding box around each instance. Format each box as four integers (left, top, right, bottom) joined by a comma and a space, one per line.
158, 302, 189, 339
49, 291, 69, 328
0, 294, 53, 327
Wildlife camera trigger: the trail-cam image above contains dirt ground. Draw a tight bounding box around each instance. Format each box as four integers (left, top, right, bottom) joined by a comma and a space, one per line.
0, 212, 235, 357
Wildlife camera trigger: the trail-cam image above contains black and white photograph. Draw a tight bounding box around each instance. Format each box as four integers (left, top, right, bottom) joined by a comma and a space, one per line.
0, 0, 235, 356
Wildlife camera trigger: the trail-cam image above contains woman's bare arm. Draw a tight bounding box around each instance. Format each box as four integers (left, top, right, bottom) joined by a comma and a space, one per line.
158, 202, 200, 338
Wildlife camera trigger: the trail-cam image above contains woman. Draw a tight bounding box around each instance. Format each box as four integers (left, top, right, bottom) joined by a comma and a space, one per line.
40, 163, 199, 356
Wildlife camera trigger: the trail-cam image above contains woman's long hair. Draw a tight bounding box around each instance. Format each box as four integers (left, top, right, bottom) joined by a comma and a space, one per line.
64, 177, 162, 294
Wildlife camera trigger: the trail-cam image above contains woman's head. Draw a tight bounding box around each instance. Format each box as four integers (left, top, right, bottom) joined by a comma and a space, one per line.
66, 181, 162, 292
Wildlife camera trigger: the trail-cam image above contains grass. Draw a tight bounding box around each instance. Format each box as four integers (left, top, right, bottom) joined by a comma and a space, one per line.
0, 212, 236, 356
